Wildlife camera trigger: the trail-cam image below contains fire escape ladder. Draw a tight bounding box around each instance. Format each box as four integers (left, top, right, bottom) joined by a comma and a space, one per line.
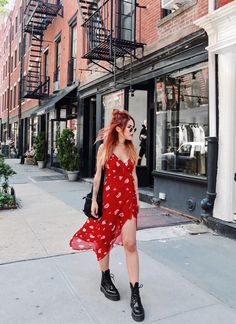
23, 0, 63, 99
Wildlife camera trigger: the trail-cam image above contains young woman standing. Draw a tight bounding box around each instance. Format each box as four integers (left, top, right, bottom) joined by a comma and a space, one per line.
70, 109, 145, 322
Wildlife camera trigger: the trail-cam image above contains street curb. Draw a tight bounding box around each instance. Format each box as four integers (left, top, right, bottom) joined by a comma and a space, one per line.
202, 216, 236, 240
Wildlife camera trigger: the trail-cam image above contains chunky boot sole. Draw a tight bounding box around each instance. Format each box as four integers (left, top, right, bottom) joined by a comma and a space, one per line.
100, 285, 120, 301
131, 311, 145, 322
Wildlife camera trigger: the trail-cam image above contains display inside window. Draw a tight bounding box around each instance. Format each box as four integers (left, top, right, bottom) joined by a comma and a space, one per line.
102, 90, 124, 127
156, 64, 209, 176
128, 90, 148, 166
67, 118, 77, 145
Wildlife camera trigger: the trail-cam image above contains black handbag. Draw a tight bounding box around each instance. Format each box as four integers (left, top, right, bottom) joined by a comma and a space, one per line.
83, 168, 105, 220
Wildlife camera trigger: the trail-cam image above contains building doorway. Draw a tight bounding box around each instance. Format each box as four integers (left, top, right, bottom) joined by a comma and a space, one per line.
127, 80, 155, 186
82, 96, 97, 177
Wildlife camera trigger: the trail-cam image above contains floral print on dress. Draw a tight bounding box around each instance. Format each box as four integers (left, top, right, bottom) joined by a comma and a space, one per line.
69, 153, 138, 261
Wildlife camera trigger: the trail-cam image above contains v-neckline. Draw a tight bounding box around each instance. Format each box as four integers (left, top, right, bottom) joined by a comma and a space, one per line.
112, 153, 130, 166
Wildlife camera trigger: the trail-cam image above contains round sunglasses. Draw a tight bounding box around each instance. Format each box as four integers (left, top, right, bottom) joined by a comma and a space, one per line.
128, 126, 137, 133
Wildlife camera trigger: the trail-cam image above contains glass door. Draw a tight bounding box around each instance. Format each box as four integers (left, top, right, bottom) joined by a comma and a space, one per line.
50, 119, 66, 167
128, 89, 153, 187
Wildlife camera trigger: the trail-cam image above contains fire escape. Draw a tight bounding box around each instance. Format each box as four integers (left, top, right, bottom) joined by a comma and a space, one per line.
22, 0, 63, 99
78, 0, 145, 86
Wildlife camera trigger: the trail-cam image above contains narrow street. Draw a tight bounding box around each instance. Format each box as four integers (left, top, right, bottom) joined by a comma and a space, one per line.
0, 160, 236, 324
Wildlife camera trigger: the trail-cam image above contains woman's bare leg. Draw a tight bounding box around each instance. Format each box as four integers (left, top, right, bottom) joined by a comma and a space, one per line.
121, 217, 139, 284
122, 217, 145, 321
99, 252, 120, 301
99, 253, 110, 272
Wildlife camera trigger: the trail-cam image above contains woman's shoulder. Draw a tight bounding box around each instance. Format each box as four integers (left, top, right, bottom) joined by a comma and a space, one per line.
97, 143, 105, 161
98, 143, 104, 152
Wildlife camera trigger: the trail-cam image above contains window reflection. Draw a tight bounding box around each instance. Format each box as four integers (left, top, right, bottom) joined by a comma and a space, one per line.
156, 64, 209, 176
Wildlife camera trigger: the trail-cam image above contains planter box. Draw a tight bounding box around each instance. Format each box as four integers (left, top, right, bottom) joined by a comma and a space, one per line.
37, 161, 45, 169
0, 204, 17, 210
67, 171, 78, 181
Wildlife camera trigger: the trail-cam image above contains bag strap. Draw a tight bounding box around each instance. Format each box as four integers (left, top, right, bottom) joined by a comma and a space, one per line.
100, 166, 105, 183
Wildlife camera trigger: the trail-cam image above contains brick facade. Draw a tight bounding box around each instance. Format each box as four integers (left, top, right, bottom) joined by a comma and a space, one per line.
0, 0, 209, 143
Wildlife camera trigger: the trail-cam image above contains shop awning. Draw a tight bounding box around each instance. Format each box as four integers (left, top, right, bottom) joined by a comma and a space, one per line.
36, 82, 79, 116
2, 105, 39, 124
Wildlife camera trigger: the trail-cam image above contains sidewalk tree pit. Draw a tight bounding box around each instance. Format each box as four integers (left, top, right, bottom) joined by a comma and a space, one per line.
0, 154, 17, 209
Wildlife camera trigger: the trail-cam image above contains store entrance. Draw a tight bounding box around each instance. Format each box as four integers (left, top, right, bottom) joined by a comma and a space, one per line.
83, 96, 97, 177
50, 119, 67, 167
128, 81, 155, 187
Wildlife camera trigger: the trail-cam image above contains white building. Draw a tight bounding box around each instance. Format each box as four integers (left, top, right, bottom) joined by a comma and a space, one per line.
195, 0, 236, 222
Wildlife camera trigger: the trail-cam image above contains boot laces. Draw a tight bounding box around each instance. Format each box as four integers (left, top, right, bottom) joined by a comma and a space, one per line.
132, 283, 143, 303
106, 272, 116, 289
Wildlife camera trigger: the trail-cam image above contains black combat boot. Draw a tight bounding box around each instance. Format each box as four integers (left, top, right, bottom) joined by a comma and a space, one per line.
130, 282, 145, 322
100, 269, 120, 301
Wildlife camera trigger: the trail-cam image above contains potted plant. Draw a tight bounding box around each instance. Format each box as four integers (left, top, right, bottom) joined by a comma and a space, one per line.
56, 128, 79, 181
35, 132, 46, 169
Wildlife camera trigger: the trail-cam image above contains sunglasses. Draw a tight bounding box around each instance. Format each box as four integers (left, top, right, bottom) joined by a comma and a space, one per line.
129, 126, 137, 133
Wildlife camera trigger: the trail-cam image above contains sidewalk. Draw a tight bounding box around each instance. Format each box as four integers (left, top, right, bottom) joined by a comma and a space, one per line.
0, 159, 236, 324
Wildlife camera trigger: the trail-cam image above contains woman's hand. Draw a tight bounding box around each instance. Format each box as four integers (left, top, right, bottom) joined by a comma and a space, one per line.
91, 200, 99, 218
137, 201, 140, 213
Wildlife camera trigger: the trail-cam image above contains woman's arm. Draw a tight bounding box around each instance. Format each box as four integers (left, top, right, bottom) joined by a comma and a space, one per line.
91, 144, 104, 217
132, 167, 140, 212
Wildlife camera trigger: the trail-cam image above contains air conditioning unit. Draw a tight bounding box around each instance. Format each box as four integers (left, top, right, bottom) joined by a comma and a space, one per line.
53, 81, 60, 92
162, 0, 187, 10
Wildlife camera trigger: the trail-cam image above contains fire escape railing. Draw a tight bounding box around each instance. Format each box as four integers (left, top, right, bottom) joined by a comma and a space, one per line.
22, 0, 63, 99
78, 0, 145, 62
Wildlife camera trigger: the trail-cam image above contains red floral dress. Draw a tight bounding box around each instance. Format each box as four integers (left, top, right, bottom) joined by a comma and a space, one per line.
69, 153, 138, 261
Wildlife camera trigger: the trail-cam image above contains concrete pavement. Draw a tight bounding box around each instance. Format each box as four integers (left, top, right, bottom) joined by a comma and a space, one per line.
0, 159, 236, 324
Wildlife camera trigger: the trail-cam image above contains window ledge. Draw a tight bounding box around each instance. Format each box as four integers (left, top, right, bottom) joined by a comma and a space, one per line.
158, 0, 197, 27
152, 170, 207, 184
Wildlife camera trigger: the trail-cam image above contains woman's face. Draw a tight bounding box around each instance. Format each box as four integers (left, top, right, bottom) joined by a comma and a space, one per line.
121, 119, 136, 141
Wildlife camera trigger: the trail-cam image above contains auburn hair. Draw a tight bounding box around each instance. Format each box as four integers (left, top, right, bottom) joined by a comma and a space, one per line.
96, 109, 137, 165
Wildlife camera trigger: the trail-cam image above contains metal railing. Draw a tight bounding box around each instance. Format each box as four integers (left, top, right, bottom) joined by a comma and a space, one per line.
82, 0, 145, 60
22, 75, 50, 98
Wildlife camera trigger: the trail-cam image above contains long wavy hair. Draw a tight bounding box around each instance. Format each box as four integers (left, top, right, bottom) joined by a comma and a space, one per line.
96, 109, 137, 165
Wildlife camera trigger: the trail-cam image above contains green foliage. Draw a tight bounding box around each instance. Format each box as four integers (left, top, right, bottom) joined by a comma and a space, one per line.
0, 157, 16, 193
35, 132, 46, 161
0, 154, 16, 208
0, 0, 8, 7
0, 192, 15, 208
56, 128, 79, 171
0, 0, 8, 13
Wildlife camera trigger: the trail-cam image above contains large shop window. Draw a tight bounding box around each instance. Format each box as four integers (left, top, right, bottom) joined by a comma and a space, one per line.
129, 90, 148, 166
156, 64, 209, 177
102, 90, 124, 127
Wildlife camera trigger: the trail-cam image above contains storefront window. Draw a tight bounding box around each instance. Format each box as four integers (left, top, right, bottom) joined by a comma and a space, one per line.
12, 122, 19, 151
156, 64, 209, 177
102, 90, 124, 127
128, 90, 148, 166
67, 118, 77, 144
31, 117, 38, 146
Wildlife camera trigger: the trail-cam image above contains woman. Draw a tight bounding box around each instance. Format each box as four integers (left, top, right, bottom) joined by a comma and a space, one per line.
70, 109, 145, 322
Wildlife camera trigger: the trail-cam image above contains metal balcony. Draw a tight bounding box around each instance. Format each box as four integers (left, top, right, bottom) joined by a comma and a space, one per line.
79, 0, 145, 62
23, 0, 63, 99
23, 75, 50, 99
24, 0, 63, 34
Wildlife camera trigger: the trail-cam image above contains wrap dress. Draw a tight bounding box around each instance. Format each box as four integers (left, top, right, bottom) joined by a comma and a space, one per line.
69, 153, 138, 261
